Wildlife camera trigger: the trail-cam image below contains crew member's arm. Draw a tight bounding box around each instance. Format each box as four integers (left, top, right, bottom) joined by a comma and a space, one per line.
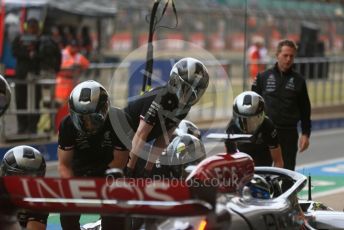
270, 145, 284, 168
109, 149, 130, 170
145, 128, 176, 172
298, 80, 311, 153
58, 148, 74, 178
251, 72, 263, 95
126, 119, 153, 170
26, 220, 46, 230
79, 55, 90, 69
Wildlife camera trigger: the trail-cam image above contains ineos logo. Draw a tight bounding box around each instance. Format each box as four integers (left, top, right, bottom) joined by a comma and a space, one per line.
101, 179, 144, 209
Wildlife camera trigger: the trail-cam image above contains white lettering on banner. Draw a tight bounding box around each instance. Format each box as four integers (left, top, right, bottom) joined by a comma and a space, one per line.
101, 180, 144, 209
21, 178, 68, 207
21, 178, 34, 206
69, 180, 100, 207
209, 166, 239, 189
37, 179, 67, 206
15, 178, 189, 211
146, 182, 173, 210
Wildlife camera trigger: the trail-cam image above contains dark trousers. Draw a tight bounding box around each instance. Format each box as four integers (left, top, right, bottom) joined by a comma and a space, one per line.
277, 128, 299, 171
60, 214, 129, 230
15, 82, 41, 133
277, 128, 298, 191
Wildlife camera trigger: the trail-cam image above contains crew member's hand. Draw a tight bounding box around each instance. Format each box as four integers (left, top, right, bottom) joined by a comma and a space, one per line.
273, 160, 284, 168
299, 134, 310, 153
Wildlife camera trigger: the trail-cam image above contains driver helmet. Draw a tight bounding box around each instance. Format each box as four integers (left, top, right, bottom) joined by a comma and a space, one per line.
165, 134, 206, 178
233, 91, 265, 134
175, 120, 202, 139
69, 80, 109, 135
0, 145, 46, 176
0, 75, 11, 117
168, 57, 209, 106
247, 174, 271, 199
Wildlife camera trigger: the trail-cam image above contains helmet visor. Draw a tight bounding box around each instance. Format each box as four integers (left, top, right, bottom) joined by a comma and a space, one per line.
173, 76, 199, 105
70, 112, 106, 135
235, 114, 264, 134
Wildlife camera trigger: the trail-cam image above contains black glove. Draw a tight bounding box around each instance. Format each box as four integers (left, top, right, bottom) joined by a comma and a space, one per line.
142, 169, 153, 178
124, 167, 135, 178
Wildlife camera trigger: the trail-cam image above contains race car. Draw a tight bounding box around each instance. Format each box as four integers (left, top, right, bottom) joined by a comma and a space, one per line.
1, 134, 343, 229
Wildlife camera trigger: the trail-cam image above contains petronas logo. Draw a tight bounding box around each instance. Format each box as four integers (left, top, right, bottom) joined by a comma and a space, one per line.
266, 74, 276, 92
286, 78, 295, 90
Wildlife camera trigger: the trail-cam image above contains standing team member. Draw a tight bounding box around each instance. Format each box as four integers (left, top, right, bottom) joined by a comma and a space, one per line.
57, 80, 129, 230
55, 39, 90, 107
225, 91, 284, 168
123, 57, 209, 177
54, 39, 90, 131
252, 39, 311, 171
0, 145, 47, 230
12, 18, 41, 134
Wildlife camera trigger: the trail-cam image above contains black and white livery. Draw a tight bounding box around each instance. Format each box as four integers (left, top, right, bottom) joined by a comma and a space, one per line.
0, 145, 48, 229
69, 80, 110, 136
232, 91, 265, 134
0, 145, 46, 177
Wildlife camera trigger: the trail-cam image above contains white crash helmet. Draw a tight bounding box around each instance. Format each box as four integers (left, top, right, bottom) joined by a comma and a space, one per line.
175, 120, 201, 139
0, 75, 11, 117
168, 57, 209, 106
233, 91, 265, 134
0, 145, 46, 176
164, 134, 206, 178
69, 80, 110, 135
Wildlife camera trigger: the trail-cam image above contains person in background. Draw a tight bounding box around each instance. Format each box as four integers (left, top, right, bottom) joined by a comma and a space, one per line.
248, 36, 268, 81
252, 39, 311, 172
12, 18, 41, 134
54, 39, 90, 130
57, 80, 129, 230
0, 145, 47, 230
55, 39, 90, 107
225, 91, 284, 168
79, 26, 93, 59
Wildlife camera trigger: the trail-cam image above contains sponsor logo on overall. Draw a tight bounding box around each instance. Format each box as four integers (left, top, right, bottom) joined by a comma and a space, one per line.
285, 77, 295, 90
266, 74, 276, 92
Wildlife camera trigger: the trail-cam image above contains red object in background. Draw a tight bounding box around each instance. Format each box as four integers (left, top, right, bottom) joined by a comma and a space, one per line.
55, 103, 69, 133
286, 34, 300, 43
138, 32, 157, 47
164, 33, 184, 50
228, 33, 245, 51
209, 33, 225, 51
189, 33, 206, 48
186, 152, 255, 194
110, 32, 132, 52
269, 29, 281, 50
